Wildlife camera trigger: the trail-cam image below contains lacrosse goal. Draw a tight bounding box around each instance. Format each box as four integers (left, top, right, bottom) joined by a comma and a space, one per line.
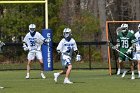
106, 21, 140, 75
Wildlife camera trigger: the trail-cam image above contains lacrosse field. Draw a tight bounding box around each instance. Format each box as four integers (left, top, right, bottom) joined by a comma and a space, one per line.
0, 70, 140, 93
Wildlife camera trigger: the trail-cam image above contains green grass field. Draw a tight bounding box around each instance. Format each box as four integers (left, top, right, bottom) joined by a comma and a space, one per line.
0, 70, 140, 93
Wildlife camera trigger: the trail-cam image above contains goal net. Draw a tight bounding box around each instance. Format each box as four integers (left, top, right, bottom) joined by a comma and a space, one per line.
106, 21, 140, 75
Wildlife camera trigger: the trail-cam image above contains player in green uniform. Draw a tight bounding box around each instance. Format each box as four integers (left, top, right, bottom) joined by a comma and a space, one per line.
113, 24, 135, 79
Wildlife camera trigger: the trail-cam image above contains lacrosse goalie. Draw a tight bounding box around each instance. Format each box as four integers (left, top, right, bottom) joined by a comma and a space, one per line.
23, 24, 50, 79
112, 23, 136, 79
53, 28, 81, 84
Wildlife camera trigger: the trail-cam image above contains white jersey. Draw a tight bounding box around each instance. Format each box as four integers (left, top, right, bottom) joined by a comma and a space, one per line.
57, 38, 78, 57
23, 32, 45, 51
134, 31, 140, 51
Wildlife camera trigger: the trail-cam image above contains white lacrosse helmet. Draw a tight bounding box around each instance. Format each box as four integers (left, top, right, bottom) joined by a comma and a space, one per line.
29, 24, 36, 33
121, 24, 128, 33
138, 24, 140, 30
63, 28, 72, 38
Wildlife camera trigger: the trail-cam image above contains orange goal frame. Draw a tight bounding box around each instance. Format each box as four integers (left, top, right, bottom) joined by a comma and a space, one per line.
106, 21, 140, 75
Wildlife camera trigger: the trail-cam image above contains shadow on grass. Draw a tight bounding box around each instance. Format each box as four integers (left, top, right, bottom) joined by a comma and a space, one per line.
54, 81, 85, 84
26, 77, 43, 79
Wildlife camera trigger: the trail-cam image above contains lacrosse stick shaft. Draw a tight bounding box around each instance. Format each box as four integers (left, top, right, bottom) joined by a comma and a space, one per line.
115, 48, 133, 60
108, 41, 133, 60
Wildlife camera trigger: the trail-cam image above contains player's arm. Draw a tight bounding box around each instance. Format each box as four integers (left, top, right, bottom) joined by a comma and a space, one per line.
22, 35, 29, 51
36, 33, 51, 44
56, 39, 63, 54
73, 40, 81, 61
126, 34, 136, 54
112, 36, 120, 49
22, 42, 29, 51
74, 50, 81, 62
39, 33, 51, 43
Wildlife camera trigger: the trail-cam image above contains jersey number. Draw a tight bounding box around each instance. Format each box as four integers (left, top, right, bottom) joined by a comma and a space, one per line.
66, 47, 71, 53
121, 40, 129, 48
30, 40, 35, 46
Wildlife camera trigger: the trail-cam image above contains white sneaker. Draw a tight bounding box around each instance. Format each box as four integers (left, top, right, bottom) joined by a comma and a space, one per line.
121, 71, 127, 78
54, 73, 59, 82
41, 73, 46, 79
117, 70, 120, 75
64, 79, 73, 84
25, 75, 30, 79
131, 75, 135, 80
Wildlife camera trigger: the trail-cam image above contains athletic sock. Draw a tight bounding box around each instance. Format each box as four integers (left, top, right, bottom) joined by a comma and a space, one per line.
27, 73, 29, 76
118, 68, 120, 72
132, 71, 134, 76
138, 71, 140, 76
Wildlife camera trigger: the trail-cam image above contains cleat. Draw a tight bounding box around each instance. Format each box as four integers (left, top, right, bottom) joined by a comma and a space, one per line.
25, 75, 30, 79
117, 70, 120, 75
64, 79, 73, 84
41, 73, 46, 79
54, 73, 59, 82
131, 75, 135, 80
121, 71, 127, 78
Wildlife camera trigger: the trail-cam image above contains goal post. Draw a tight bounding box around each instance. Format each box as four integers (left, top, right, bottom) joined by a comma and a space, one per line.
106, 21, 140, 75
0, 0, 48, 29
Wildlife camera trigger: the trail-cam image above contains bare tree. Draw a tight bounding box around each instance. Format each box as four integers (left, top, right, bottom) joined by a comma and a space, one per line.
135, 0, 140, 20
98, 0, 107, 60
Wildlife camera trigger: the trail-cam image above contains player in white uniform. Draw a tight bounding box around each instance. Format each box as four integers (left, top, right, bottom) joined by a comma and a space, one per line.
23, 24, 50, 79
53, 28, 81, 84
133, 24, 140, 78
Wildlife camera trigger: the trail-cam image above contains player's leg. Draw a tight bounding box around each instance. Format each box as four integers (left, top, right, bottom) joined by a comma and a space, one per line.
54, 69, 66, 82
38, 59, 46, 79
135, 53, 140, 78
137, 60, 140, 78
64, 64, 73, 84
130, 61, 135, 79
117, 58, 121, 75
36, 51, 46, 79
117, 53, 128, 77
121, 61, 127, 78
26, 60, 32, 79
26, 52, 35, 79
53, 57, 67, 82
120, 56, 127, 78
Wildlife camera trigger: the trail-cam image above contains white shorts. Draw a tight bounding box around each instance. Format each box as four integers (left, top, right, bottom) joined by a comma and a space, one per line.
28, 50, 42, 60
61, 54, 71, 68
133, 52, 140, 60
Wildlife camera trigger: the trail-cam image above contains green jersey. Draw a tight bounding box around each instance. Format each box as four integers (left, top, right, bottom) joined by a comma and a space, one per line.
117, 30, 135, 61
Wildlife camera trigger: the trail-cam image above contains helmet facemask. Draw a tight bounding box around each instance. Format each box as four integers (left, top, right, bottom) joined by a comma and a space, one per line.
121, 24, 128, 33
29, 24, 36, 33
122, 27, 128, 33
64, 32, 71, 38
63, 28, 72, 41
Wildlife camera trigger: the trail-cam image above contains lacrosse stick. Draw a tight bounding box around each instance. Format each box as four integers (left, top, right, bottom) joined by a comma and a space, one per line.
108, 41, 133, 60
